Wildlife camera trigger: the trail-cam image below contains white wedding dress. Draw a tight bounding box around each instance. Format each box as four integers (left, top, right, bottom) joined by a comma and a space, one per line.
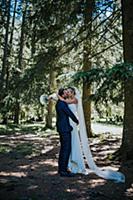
68, 103, 88, 174
68, 89, 125, 182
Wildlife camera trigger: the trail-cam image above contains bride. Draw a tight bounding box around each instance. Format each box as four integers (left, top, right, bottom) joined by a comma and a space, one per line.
58, 87, 125, 182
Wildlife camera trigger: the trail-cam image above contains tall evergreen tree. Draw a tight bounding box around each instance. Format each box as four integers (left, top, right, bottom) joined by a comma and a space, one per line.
0, 0, 11, 124
121, 0, 133, 161
14, 0, 28, 124
82, 0, 95, 137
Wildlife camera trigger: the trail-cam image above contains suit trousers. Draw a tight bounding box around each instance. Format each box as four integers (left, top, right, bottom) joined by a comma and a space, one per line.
58, 131, 71, 173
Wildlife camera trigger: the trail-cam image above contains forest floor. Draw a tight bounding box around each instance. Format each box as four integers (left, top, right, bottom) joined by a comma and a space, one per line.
0, 123, 133, 200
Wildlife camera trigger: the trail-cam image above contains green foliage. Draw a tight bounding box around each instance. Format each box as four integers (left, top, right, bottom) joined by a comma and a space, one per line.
0, 0, 124, 124
73, 62, 133, 104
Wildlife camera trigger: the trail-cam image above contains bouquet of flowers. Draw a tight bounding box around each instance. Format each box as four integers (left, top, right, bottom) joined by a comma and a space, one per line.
40, 95, 49, 105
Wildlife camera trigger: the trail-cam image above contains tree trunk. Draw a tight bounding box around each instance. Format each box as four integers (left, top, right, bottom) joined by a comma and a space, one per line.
121, 0, 133, 161
6, 0, 17, 90
0, 0, 11, 124
1, 0, 10, 90
14, 99, 20, 124
82, 0, 94, 137
31, 23, 37, 56
46, 67, 57, 128
14, 1, 27, 124
46, 100, 54, 128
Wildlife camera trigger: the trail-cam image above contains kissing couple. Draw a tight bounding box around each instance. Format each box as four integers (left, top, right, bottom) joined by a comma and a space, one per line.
49, 87, 125, 181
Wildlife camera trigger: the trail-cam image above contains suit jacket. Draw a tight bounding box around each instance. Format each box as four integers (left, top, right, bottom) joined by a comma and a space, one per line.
56, 100, 78, 133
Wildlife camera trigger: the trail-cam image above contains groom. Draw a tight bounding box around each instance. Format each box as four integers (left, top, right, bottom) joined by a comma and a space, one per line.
56, 88, 79, 177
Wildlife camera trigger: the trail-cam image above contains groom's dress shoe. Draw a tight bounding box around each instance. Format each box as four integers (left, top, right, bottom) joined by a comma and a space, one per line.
60, 171, 75, 177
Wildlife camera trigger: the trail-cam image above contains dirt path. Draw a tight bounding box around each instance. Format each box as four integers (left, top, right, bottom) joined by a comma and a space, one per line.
92, 122, 122, 135
0, 128, 133, 200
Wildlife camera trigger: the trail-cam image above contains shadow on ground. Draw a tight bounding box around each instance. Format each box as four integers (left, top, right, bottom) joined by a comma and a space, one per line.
0, 124, 132, 200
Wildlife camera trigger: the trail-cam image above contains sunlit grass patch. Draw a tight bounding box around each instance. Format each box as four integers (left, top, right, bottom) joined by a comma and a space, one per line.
0, 144, 11, 153
0, 124, 21, 135
0, 123, 50, 136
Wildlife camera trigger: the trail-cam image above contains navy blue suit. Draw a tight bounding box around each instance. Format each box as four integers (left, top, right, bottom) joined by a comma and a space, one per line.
56, 100, 78, 173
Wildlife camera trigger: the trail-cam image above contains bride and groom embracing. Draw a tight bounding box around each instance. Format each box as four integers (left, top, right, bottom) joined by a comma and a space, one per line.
50, 87, 125, 181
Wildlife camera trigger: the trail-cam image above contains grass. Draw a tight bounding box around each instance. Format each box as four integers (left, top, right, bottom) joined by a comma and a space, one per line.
0, 123, 46, 135
0, 123, 56, 158
0, 144, 11, 153
0, 142, 43, 157
14, 143, 34, 156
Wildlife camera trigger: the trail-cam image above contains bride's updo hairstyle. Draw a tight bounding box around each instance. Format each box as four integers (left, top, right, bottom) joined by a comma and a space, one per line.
68, 87, 76, 95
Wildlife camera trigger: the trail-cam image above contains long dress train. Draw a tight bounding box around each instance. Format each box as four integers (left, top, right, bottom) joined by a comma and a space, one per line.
69, 88, 125, 182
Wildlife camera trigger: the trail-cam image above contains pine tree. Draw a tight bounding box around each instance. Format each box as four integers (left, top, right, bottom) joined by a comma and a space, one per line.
121, 0, 133, 161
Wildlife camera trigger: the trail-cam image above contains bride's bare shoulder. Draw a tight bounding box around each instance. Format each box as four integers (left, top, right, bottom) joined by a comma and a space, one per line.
65, 97, 78, 104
